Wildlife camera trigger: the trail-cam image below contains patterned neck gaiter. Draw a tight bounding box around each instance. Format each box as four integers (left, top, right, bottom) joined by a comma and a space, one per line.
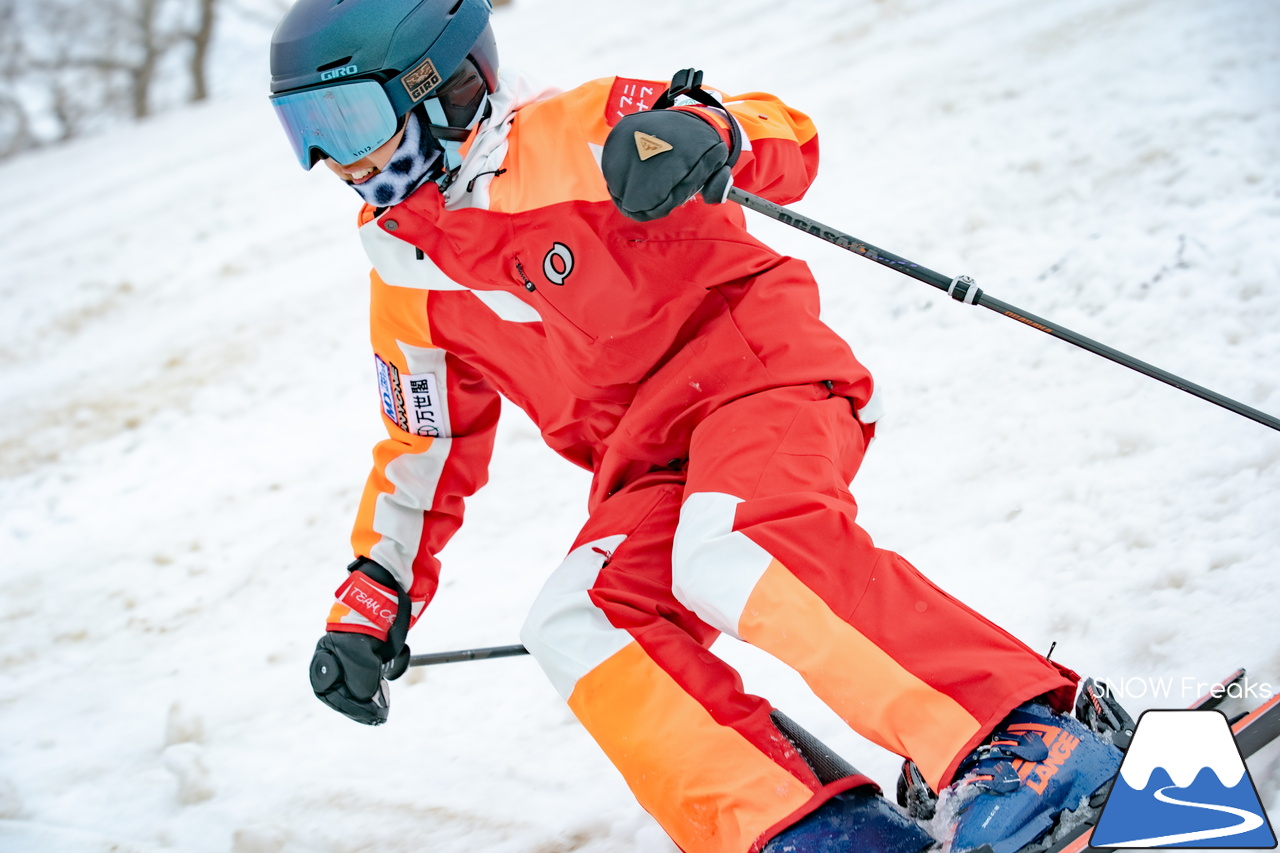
349, 108, 443, 208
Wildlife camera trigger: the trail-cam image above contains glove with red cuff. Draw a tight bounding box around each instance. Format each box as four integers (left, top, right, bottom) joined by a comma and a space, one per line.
309, 557, 412, 726
601, 107, 734, 222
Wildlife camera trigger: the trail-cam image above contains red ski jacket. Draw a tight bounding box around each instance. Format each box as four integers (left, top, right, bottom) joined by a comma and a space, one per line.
330, 73, 880, 632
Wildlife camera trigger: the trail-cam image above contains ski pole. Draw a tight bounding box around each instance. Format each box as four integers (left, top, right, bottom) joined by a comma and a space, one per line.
728, 187, 1280, 433
408, 643, 529, 667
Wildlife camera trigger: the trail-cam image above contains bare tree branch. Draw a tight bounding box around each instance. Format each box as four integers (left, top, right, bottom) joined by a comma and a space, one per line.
187, 0, 217, 103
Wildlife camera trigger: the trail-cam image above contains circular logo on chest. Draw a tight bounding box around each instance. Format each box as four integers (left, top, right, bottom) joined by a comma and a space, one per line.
543, 242, 574, 285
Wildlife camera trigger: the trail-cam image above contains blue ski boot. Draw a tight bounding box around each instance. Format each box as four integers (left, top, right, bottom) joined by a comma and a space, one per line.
940, 702, 1122, 853
763, 787, 936, 853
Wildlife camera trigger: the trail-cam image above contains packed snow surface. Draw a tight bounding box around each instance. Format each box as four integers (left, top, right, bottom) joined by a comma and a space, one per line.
1, 0, 1278, 851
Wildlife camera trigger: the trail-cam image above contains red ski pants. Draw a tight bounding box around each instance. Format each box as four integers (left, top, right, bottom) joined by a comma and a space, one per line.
520, 384, 1075, 853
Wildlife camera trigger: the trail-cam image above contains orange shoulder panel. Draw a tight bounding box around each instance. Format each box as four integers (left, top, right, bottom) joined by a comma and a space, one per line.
487, 78, 618, 214
486, 78, 818, 213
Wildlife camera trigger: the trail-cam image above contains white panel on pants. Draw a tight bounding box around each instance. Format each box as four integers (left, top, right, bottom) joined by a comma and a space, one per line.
671, 491, 775, 640
521, 534, 630, 701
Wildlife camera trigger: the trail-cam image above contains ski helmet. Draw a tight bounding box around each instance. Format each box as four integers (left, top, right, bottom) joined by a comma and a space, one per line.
270, 0, 499, 168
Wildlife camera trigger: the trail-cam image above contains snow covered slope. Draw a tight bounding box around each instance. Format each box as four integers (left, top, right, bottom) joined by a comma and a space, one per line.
1, 0, 1277, 850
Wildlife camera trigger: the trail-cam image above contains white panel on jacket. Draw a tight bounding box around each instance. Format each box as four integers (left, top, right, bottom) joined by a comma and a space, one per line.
360, 217, 466, 291
359, 216, 542, 323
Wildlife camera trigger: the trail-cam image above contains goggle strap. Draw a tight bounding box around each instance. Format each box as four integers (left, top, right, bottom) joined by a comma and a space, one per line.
424, 98, 464, 174
427, 87, 490, 185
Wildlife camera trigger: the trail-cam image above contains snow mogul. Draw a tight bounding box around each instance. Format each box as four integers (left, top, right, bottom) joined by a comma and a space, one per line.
268, 1, 1122, 851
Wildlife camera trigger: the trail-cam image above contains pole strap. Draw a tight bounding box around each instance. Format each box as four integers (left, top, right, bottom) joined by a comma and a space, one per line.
653, 68, 743, 170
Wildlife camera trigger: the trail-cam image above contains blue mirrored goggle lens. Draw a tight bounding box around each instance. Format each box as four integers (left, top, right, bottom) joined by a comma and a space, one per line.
271, 81, 399, 169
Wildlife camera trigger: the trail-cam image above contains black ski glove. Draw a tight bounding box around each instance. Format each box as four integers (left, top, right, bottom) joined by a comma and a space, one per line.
309, 558, 412, 726
601, 108, 733, 222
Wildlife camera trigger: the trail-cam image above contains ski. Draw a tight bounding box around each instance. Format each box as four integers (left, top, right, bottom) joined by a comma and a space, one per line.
1191, 667, 1246, 710
1037, 670, 1279, 853
1234, 691, 1280, 760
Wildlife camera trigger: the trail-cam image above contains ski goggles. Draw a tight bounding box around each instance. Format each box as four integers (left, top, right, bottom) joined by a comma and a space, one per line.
271, 60, 490, 169
271, 80, 401, 169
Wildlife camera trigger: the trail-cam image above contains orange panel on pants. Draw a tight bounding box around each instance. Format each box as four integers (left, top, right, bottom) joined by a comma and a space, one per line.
675, 385, 1077, 790
521, 385, 1075, 852
522, 475, 873, 853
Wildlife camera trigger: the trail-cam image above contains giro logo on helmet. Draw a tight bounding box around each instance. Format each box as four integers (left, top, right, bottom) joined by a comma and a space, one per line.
544, 243, 575, 285
403, 57, 444, 102
320, 64, 358, 81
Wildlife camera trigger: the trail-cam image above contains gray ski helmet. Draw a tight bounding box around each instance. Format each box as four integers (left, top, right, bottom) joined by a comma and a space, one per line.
270, 0, 498, 156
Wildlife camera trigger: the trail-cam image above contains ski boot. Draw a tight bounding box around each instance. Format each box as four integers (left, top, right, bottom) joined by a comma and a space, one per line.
937, 699, 1123, 853
763, 786, 936, 853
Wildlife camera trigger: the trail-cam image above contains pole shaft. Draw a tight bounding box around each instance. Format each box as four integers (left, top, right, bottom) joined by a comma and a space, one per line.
408, 644, 529, 667
728, 187, 1280, 432
976, 293, 1280, 429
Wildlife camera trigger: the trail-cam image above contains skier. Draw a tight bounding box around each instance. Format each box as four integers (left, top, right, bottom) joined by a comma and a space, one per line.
269, 1, 1122, 851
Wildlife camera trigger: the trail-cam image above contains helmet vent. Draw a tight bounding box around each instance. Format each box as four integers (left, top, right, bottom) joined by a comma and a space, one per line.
449, 0, 464, 14
317, 56, 355, 72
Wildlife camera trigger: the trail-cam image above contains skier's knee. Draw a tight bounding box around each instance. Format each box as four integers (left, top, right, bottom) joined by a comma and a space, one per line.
672, 492, 773, 636
521, 536, 630, 700
519, 589, 574, 668
519, 590, 586, 700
